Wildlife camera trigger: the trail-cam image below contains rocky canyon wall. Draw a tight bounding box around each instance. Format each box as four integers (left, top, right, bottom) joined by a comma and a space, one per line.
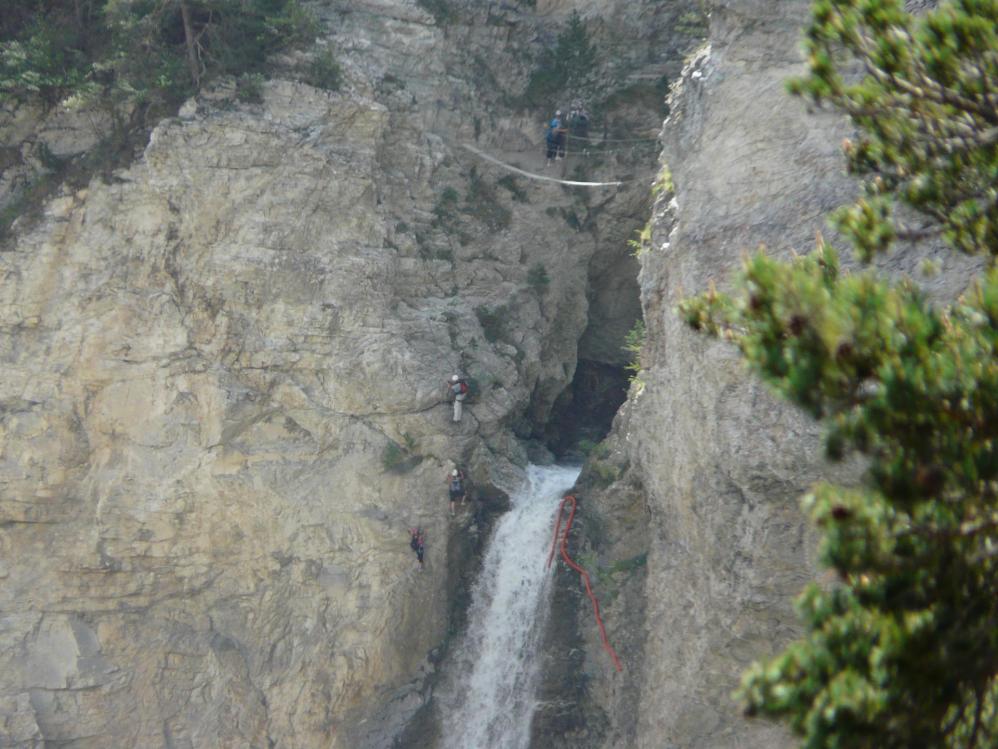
0, 71, 490, 749
613, 6, 849, 743
556, 2, 980, 749
0, 1, 696, 746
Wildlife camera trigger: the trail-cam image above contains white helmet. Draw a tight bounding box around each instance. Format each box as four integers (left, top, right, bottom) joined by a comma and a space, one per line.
452, 469, 459, 477
451, 374, 460, 382
555, 109, 562, 116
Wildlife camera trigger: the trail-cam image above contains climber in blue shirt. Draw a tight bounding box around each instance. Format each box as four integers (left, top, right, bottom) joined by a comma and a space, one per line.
545, 110, 567, 166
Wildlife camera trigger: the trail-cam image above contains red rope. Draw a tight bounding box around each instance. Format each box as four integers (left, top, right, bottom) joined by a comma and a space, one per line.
547, 495, 623, 672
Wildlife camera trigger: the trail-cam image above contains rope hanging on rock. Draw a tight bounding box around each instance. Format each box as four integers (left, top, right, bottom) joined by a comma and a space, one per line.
547, 494, 624, 672
460, 144, 629, 188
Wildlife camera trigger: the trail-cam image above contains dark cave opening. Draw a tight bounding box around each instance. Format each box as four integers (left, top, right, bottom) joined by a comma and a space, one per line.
542, 358, 631, 460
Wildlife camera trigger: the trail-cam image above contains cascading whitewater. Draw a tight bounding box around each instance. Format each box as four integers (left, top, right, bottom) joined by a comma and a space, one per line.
439, 464, 581, 749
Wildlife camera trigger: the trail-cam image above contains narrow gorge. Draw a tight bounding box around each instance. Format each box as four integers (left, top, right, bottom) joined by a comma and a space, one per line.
2, 1, 988, 748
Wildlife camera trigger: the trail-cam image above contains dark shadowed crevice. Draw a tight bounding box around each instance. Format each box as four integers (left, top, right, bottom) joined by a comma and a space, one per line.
542, 359, 630, 460
540, 244, 642, 459
538, 183, 643, 459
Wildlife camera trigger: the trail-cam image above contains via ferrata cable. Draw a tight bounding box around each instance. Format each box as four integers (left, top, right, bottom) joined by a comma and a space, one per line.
461, 144, 629, 187
547, 495, 624, 672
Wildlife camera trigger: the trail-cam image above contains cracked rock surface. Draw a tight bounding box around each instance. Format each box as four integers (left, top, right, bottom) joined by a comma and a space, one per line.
569, 2, 980, 749
0, 0, 691, 746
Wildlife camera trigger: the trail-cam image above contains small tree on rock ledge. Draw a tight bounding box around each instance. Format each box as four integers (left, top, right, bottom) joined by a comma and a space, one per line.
679, 1, 997, 746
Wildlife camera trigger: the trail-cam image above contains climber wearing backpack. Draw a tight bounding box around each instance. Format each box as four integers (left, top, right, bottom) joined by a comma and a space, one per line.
545, 110, 567, 167
446, 374, 469, 422
447, 468, 467, 516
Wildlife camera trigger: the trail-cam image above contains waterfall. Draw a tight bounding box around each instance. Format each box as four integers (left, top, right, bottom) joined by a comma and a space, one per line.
439, 464, 581, 749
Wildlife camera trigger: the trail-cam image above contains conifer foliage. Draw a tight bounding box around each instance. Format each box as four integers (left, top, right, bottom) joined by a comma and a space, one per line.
680, 1, 997, 746
1, 0, 317, 111
520, 12, 598, 109
789, 0, 998, 260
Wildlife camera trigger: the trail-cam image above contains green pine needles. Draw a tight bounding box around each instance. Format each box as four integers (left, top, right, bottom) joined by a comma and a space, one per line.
519, 12, 598, 110
788, 0, 998, 260
1, 0, 319, 110
680, 1, 997, 746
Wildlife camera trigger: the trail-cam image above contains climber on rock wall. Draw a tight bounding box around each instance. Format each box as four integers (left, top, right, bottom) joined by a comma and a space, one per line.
409, 527, 425, 568
447, 468, 467, 516
446, 374, 469, 422
545, 109, 567, 166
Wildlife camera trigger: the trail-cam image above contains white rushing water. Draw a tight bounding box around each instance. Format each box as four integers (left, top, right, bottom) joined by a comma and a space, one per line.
439, 464, 581, 749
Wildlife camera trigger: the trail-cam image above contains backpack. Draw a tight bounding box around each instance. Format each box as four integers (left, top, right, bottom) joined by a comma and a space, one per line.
458, 381, 469, 395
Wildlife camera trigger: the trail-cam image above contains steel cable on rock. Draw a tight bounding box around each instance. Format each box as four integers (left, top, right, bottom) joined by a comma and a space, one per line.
546, 494, 624, 672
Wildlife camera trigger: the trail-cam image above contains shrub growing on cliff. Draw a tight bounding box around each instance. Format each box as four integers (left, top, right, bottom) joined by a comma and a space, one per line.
527, 262, 550, 293
519, 12, 598, 110
622, 319, 645, 383
235, 73, 264, 103
680, 1, 997, 746
628, 221, 652, 257
382, 433, 420, 474
300, 48, 342, 92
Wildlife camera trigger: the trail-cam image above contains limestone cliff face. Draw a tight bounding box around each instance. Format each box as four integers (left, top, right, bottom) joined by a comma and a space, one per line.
561, 2, 978, 749
602, 10, 840, 738
0, 0, 692, 746
0, 77, 473, 749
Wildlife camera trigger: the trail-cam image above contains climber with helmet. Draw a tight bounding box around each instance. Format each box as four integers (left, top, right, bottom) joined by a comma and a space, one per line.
447, 467, 467, 515
446, 374, 469, 422
568, 101, 590, 151
545, 110, 567, 167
